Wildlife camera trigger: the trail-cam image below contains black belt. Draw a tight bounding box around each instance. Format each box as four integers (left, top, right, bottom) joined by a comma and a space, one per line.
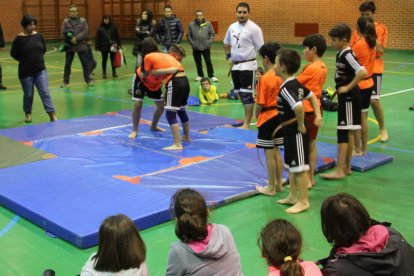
260, 105, 277, 113
233, 58, 256, 65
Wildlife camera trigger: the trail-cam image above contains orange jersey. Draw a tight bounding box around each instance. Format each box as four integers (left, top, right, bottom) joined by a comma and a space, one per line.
256, 70, 282, 127
297, 60, 327, 113
137, 52, 185, 91
352, 38, 376, 89
350, 22, 387, 74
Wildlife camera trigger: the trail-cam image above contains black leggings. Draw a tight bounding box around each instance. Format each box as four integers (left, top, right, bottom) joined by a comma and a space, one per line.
100, 51, 116, 74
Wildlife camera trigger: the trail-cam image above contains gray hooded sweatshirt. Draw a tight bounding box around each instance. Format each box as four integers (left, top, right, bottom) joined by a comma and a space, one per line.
166, 224, 243, 276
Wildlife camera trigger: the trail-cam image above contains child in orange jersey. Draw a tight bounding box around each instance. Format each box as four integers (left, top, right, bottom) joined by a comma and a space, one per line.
351, 15, 377, 156
351, 1, 389, 142
255, 42, 284, 196
129, 38, 166, 139
297, 34, 328, 189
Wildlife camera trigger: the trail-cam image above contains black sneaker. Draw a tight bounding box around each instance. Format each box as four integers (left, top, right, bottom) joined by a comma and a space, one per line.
0, 85, 7, 90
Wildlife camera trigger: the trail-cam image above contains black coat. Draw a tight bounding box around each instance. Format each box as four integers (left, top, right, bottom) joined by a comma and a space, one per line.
95, 24, 121, 52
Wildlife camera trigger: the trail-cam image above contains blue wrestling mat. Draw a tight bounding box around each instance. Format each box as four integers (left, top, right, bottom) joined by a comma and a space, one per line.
0, 108, 335, 248
316, 142, 394, 172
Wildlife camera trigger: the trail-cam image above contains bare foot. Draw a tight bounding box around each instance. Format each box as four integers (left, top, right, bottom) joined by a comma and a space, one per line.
128, 131, 138, 139
256, 185, 276, 196
150, 126, 165, 132
380, 128, 389, 142
277, 184, 283, 192
277, 197, 297, 205
182, 136, 191, 142
238, 123, 250, 130
163, 144, 183, 150
345, 169, 352, 175
352, 149, 363, 156
285, 202, 310, 214
320, 171, 346, 180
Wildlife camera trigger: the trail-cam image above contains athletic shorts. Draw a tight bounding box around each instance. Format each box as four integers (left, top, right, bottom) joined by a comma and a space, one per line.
164, 76, 190, 111
337, 88, 361, 130
132, 79, 162, 102
231, 70, 255, 105
256, 115, 284, 149
283, 132, 310, 173
371, 73, 382, 100
304, 111, 321, 141
360, 86, 374, 112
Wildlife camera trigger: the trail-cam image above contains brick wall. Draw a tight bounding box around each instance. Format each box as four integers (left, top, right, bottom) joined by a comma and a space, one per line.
1, 0, 413, 50
171, 0, 414, 50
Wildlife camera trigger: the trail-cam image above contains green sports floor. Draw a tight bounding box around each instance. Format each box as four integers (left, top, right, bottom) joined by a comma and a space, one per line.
0, 41, 413, 275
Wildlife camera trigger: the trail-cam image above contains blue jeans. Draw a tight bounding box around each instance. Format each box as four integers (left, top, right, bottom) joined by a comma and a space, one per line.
20, 70, 55, 114
63, 50, 91, 84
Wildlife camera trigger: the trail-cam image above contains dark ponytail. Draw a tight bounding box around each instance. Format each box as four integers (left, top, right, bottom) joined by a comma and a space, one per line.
258, 219, 304, 276
357, 15, 377, 49
170, 188, 209, 243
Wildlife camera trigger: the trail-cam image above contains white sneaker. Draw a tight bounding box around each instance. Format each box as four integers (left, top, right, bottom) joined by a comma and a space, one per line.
211, 77, 219, 82
195, 76, 202, 81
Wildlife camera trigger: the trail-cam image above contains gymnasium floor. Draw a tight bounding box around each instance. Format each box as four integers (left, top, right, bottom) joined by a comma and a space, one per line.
0, 41, 413, 275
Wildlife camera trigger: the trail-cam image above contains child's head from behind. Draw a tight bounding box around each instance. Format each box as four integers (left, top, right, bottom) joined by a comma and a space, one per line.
275, 49, 301, 76
141, 37, 159, 57
170, 188, 208, 243
359, 1, 376, 17
328, 24, 351, 50
259, 42, 282, 66
259, 219, 304, 276
169, 44, 186, 62
321, 193, 371, 248
94, 214, 146, 272
302, 34, 327, 61
200, 77, 211, 91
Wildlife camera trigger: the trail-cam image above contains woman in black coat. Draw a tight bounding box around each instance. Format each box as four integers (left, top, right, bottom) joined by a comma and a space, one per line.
95, 15, 121, 78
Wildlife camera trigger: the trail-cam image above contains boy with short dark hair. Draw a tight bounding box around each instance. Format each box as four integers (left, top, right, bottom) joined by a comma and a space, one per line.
198, 77, 218, 105
297, 34, 328, 188
274, 49, 321, 214
255, 42, 284, 196
320, 24, 367, 180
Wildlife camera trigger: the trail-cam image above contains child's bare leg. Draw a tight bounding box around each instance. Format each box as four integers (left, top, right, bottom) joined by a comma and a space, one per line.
182, 122, 190, 142
371, 99, 388, 142
278, 172, 297, 205
150, 101, 165, 131
352, 129, 363, 156
240, 103, 253, 129
286, 171, 309, 214
274, 148, 283, 192
308, 140, 317, 188
345, 130, 354, 175
320, 143, 348, 179
256, 148, 277, 196
128, 101, 142, 139
361, 112, 368, 154
163, 124, 183, 150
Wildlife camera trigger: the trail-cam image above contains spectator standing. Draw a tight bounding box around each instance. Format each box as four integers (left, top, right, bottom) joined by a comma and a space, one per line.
61, 5, 92, 87
95, 15, 121, 79
155, 5, 183, 52
187, 10, 218, 82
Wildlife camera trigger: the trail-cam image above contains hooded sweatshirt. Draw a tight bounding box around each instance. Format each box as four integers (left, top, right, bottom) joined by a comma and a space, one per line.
80, 253, 148, 276
320, 225, 414, 276
166, 223, 243, 275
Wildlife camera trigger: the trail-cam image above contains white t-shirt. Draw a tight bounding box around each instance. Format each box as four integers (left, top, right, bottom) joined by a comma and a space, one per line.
224, 19, 264, 71
80, 253, 149, 276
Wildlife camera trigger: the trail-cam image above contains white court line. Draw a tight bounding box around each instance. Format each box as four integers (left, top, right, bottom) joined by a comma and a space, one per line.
381, 87, 414, 98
